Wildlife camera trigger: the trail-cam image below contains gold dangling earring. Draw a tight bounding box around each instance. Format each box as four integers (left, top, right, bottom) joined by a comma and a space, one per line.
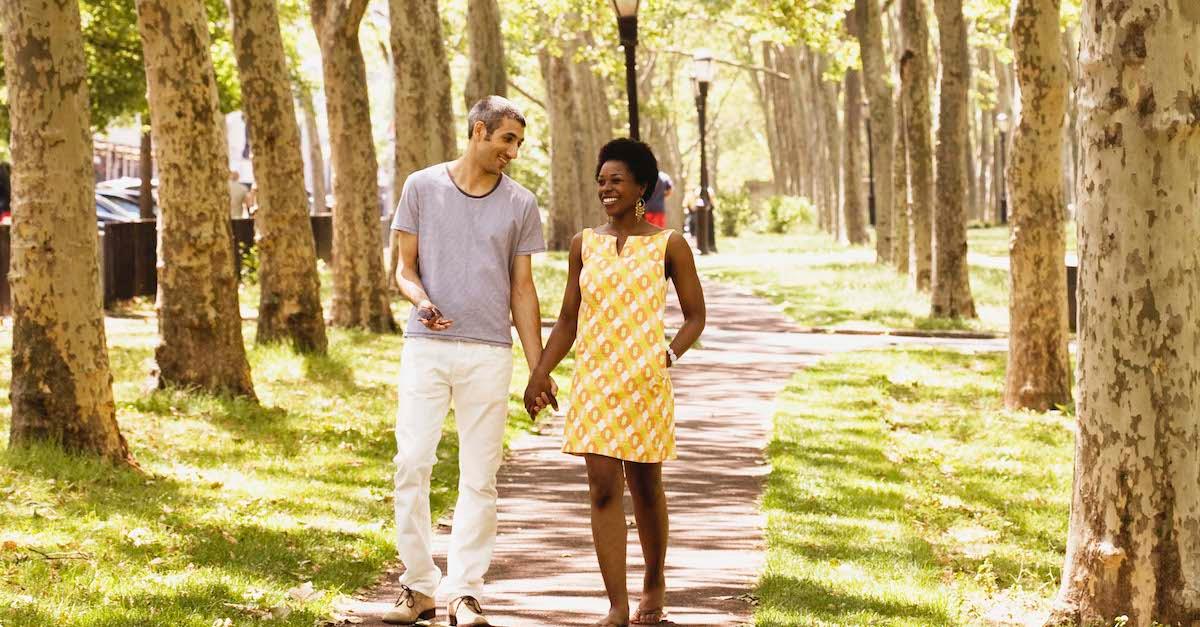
635, 198, 646, 221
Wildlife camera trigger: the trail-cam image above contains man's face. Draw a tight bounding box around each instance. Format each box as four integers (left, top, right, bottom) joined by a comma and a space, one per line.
473, 118, 525, 175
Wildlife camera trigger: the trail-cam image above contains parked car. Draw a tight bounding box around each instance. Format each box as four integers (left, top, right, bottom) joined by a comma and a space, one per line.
97, 177, 157, 220
96, 193, 140, 224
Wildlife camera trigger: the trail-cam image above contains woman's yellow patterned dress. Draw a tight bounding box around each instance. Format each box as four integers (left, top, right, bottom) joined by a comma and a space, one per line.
563, 228, 676, 463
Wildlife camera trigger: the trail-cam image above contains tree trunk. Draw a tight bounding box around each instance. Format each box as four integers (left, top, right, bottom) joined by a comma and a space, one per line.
1004, 0, 1071, 412
538, 45, 584, 251
825, 72, 844, 238
893, 82, 911, 274
2, 0, 135, 465
464, 0, 506, 108
842, 46, 870, 246
977, 47, 995, 224
139, 126, 154, 219
994, 53, 1014, 224
856, 0, 896, 263
136, 0, 256, 398
313, 0, 395, 332
390, 0, 456, 195
297, 84, 327, 214
930, 0, 977, 317
1050, 2, 1200, 621
230, 0, 328, 353
900, 0, 934, 289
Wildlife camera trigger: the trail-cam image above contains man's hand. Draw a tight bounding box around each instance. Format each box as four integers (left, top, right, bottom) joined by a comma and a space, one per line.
416, 300, 453, 331
524, 372, 559, 419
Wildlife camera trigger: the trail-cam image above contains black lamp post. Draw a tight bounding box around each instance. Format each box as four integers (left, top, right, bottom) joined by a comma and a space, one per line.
997, 112, 1010, 225
611, 0, 640, 140
692, 50, 715, 255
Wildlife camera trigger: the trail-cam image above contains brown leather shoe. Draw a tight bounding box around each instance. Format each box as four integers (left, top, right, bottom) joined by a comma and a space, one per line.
382, 585, 435, 624
448, 595, 490, 626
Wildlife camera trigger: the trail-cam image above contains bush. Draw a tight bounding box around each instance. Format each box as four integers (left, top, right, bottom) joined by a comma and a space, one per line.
763, 195, 815, 234
716, 190, 755, 237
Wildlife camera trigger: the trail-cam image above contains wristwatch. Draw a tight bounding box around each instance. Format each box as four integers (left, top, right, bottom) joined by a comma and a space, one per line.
666, 346, 679, 366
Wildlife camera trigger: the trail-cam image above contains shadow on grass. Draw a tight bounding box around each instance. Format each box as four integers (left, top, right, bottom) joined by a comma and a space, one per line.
756, 574, 955, 626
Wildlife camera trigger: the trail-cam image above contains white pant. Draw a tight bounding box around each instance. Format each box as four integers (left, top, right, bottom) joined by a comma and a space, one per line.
393, 337, 513, 601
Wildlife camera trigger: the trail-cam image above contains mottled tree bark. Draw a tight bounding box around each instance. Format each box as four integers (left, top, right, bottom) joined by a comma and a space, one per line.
819, 56, 844, 237
464, 0, 506, 108
900, 0, 933, 290
930, 0, 977, 317
977, 47, 995, 224
136, 0, 256, 398
3, 0, 134, 464
893, 82, 910, 274
574, 47, 614, 230
856, 0, 896, 263
538, 44, 585, 251
841, 21, 870, 246
1004, 0, 1070, 411
297, 84, 327, 214
1050, 2, 1200, 623
390, 0, 456, 194
230, 0, 328, 353
313, 0, 395, 332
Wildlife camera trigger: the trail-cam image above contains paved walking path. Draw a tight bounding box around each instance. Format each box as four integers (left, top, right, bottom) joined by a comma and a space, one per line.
344, 283, 1004, 626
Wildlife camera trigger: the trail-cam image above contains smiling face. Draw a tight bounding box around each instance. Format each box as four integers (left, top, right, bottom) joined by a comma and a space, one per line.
469, 117, 525, 175
596, 160, 647, 219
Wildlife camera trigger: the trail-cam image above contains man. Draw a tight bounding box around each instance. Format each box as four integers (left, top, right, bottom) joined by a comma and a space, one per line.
385, 96, 547, 626
228, 169, 248, 219
643, 170, 673, 228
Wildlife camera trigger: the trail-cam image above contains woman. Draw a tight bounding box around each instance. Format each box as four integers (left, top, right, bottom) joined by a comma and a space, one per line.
524, 138, 705, 626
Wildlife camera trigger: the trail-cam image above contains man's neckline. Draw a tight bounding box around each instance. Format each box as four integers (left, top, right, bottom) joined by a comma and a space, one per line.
444, 163, 503, 199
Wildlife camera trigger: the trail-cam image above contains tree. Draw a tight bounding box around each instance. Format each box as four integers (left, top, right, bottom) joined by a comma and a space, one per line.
539, 40, 587, 251
2, 0, 135, 465
930, 0, 977, 317
297, 82, 327, 214
1003, 0, 1070, 411
464, 0, 507, 108
229, 0, 328, 353
1050, 1, 1200, 623
841, 12, 870, 246
899, 0, 933, 290
892, 82, 910, 274
855, 0, 895, 264
312, 0, 395, 332
390, 0, 456, 195
135, 0, 256, 398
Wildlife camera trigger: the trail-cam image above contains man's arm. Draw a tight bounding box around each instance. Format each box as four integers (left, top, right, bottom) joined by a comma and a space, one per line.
510, 254, 543, 370
396, 230, 452, 330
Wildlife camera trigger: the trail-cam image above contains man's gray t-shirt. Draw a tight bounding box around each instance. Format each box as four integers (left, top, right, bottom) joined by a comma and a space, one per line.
391, 163, 546, 347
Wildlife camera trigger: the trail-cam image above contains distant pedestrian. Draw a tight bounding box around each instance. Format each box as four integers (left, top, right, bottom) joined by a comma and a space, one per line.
524, 138, 706, 626
0, 162, 10, 222
643, 171, 673, 228
228, 170, 248, 219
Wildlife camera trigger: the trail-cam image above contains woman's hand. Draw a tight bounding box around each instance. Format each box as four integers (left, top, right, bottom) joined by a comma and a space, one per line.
524, 372, 559, 418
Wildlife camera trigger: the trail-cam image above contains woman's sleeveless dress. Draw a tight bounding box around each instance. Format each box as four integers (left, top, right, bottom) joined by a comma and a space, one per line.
562, 228, 676, 463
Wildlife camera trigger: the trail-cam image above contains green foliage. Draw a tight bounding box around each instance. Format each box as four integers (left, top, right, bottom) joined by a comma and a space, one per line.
763, 195, 814, 234
0, 0, 243, 143
716, 190, 754, 237
237, 242, 260, 286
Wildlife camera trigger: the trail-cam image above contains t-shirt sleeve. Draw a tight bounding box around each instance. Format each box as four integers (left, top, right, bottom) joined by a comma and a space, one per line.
515, 195, 546, 255
391, 175, 419, 233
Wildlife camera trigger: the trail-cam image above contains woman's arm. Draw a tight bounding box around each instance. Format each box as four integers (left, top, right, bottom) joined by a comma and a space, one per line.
665, 231, 705, 366
524, 232, 585, 416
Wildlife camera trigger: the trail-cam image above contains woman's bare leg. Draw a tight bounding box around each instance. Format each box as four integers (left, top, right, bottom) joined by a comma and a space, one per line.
586, 454, 630, 625
624, 460, 668, 621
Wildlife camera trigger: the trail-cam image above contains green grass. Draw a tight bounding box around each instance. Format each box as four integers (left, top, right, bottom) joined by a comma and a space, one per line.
699, 232, 1010, 332
0, 261, 573, 626
756, 348, 1072, 626
966, 224, 1078, 259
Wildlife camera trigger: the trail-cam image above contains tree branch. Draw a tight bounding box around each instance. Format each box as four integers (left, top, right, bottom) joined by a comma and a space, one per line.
646, 47, 791, 80
507, 79, 546, 111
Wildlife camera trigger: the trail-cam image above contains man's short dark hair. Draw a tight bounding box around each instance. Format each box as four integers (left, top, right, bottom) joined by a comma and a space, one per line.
595, 138, 659, 203
467, 96, 526, 140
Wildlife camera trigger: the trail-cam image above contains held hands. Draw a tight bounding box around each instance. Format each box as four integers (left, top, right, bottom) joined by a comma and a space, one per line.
416, 300, 453, 331
523, 372, 559, 419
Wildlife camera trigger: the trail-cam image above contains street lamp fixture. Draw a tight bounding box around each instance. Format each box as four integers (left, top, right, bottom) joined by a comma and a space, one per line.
692, 50, 716, 254
996, 112, 1010, 225
611, 0, 640, 139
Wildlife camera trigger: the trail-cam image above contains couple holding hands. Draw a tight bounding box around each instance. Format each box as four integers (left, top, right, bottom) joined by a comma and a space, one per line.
385, 96, 705, 626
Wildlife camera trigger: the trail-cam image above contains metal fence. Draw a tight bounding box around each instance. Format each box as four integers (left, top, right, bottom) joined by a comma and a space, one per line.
0, 215, 342, 315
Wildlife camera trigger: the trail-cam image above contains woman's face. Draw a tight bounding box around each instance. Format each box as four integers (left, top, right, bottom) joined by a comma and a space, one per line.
596, 160, 646, 219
